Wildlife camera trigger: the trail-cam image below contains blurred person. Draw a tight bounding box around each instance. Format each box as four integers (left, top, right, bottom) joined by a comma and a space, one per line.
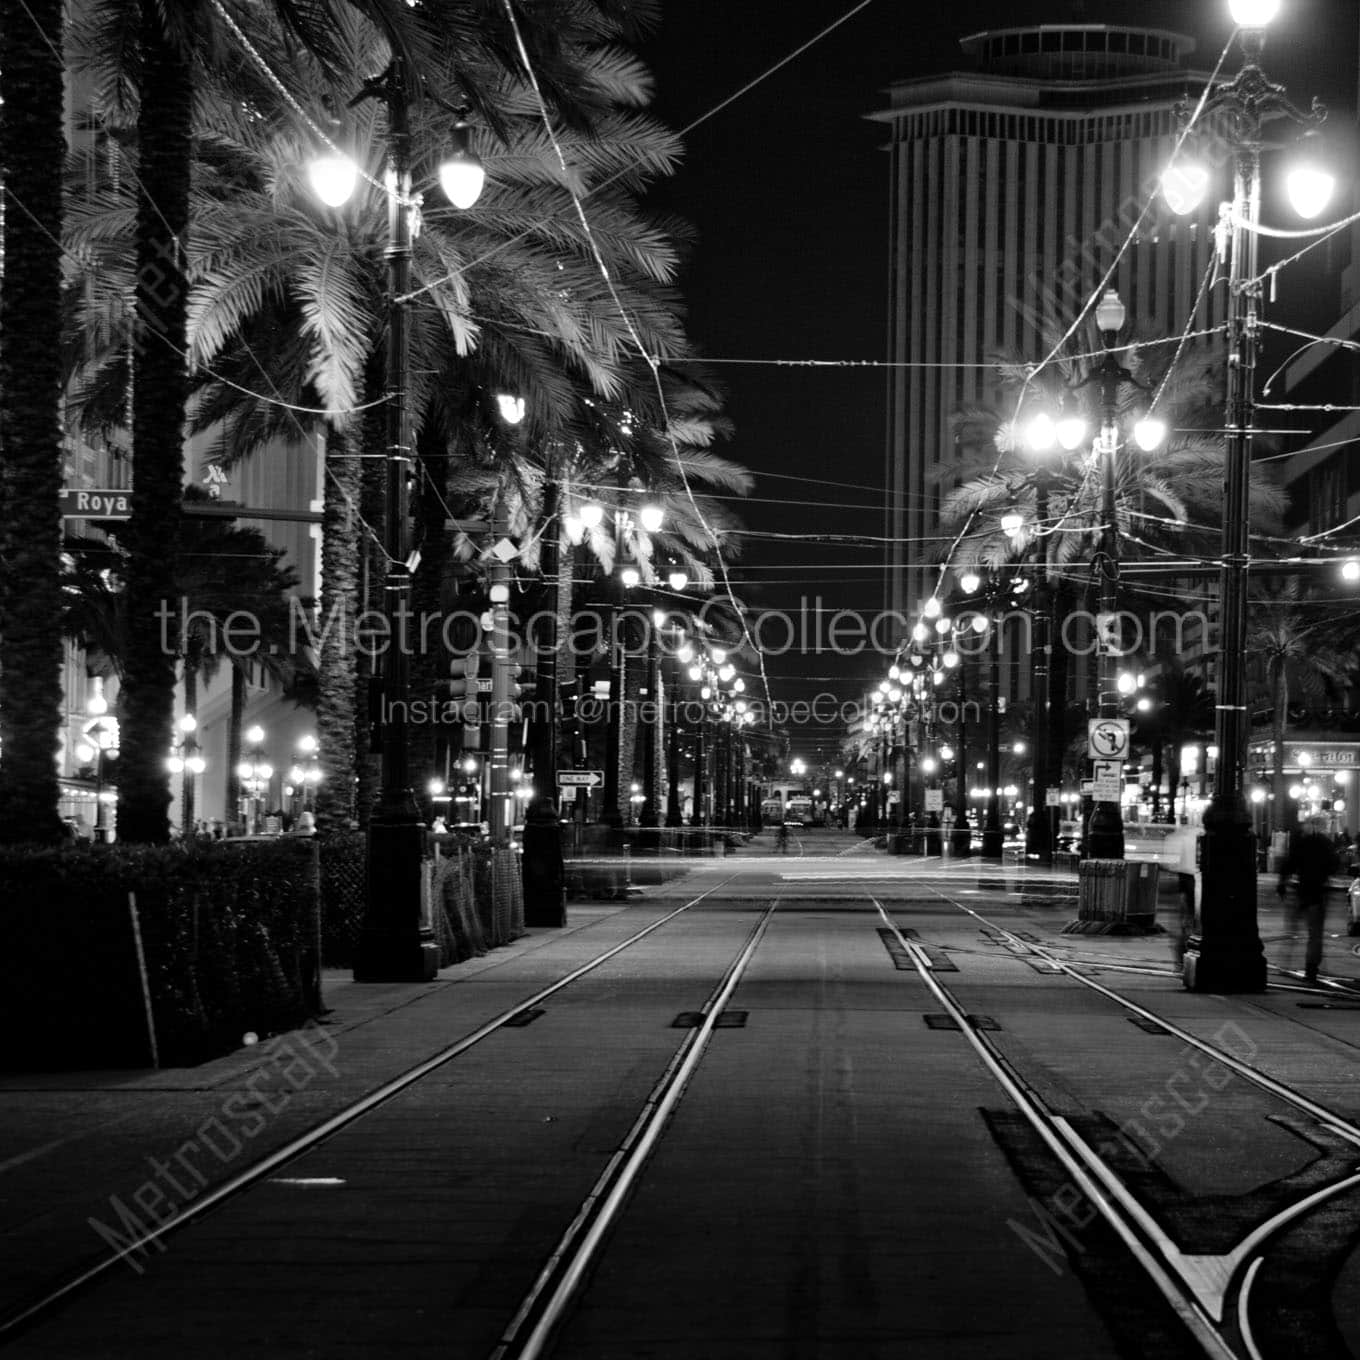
1277, 817, 1340, 984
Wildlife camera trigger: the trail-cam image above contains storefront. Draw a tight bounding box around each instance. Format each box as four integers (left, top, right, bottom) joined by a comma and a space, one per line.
1248, 738, 1358, 844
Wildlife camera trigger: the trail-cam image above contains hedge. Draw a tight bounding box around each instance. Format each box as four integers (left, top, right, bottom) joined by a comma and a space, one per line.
318, 831, 523, 968
0, 839, 321, 1070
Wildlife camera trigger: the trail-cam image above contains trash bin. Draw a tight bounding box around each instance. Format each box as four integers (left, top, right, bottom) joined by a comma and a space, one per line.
1078, 859, 1159, 925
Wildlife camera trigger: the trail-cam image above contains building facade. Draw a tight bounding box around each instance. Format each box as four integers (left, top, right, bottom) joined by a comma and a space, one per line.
869, 24, 1224, 629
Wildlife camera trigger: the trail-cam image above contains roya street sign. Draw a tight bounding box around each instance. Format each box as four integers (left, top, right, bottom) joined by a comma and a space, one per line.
1088, 717, 1131, 760
60, 488, 131, 520
557, 770, 604, 789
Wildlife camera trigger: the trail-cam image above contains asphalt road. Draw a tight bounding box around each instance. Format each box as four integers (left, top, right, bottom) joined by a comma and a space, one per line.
2, 828, 1359, 1358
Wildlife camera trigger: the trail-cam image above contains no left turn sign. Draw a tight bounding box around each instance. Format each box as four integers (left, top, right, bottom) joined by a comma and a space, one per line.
1088, 718, 1131, 760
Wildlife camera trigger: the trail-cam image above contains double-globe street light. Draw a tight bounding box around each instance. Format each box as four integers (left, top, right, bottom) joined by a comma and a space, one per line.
1161, 0, 1335, 991
1018, 292, 1168, 862
310, 66, 485, 981
166, 713, 207, 833
576, 492, 666, 828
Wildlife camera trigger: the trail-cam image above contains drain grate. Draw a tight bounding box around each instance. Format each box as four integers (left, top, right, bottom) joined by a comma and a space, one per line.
924, 1013, 961, 1030
877, 928, 914, 970
672, 1010, 748, 1028
968, 1015, 1001, 1031
877, 927, 958, 972
1128, 1016, 1171, 1035
502, 1007, 546, 1028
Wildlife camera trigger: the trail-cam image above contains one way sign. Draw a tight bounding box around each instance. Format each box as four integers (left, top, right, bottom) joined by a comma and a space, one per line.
557, 770, 604, 789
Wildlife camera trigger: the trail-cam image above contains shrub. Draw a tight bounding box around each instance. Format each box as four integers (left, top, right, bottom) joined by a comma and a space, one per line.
0, 840, 321, 1070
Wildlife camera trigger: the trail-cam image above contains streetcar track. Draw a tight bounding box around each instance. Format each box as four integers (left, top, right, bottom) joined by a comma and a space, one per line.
869, 895, 1235, 1358
894, 880, 1360, 1356
0, 874, 743, 1344
491, 900, 780, 1360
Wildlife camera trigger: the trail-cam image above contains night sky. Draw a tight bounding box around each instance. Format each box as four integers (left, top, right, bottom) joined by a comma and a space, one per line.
641, 0, 1360, 765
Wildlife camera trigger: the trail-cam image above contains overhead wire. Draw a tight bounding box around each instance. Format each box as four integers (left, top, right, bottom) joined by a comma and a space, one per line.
495, 0, 780, 721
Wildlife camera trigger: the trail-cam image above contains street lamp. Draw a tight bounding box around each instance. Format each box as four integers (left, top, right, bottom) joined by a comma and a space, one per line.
309, 73, 485, 982
236, 725, 272, 835
288, 734, 322, 816
167, 713, 207, 833
1165, 0, 1329, 991
78, 682, 120, 842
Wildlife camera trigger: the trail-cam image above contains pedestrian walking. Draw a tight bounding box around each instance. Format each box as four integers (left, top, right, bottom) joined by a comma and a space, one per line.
1277, 816, 1340, 983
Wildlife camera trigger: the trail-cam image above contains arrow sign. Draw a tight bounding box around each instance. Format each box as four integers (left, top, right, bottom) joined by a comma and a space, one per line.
1088, 717, 1131, 760
557, 770, 604, 789
1091, 759, 1123, 802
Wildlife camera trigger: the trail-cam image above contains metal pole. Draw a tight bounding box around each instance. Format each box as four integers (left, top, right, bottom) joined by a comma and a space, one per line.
640, 625, 659, 828
952, 656, 971, 856
1027, 470, 1054, 863
355, 64, 438, 982
532, 479, 560, 802
1086, 349, 1127, 860
665, 658, 684, 827
982, 605, 1004, 859
601, 510, 625, 828
489, 502, 513, 847
1190, 142, 1266, 990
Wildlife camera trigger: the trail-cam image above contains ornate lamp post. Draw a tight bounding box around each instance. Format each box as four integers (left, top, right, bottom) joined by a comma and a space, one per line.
167, 713, 207, 833
288, 734, 322, 817
236, 725, 272, 835
77, 681, 120, 843
1161, 0, 1332, 990
311, 64, 486, 981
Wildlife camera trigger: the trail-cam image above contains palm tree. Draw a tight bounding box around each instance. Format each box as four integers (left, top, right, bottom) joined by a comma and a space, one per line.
1135, 660, 1216, 822
1247, 581, 1358, 838
0, 0, 67, 844
66, 3, 701, 833
61, 491, 304, 827
68, 0, 667, 841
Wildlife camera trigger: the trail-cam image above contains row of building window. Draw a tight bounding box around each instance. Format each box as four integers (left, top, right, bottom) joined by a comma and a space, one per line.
980, 28, 1182, 65
899, 108, 1172, 146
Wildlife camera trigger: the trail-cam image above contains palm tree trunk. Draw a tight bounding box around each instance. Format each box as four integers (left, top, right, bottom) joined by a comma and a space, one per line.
313, 424, 363, 832
181, 659, 198, 831
1272, 664, 1294, 838
354, 401, 386, 826
0, 0, 66, 845
226, 664, 245, 831
408, 423, 449, 798
118, 4, 192, 843
1167, 745, 1184, 821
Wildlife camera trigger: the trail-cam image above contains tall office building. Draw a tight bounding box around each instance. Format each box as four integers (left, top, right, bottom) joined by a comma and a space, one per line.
869, 24, 1222, 629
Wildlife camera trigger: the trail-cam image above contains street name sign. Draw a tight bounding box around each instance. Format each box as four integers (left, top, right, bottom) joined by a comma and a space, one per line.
1088, 718, 1131, 760
557, 770, 604, 789
60, 488, 131, 520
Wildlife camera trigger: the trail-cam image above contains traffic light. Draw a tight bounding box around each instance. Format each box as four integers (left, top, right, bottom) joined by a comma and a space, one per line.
445, 650, 484, 749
